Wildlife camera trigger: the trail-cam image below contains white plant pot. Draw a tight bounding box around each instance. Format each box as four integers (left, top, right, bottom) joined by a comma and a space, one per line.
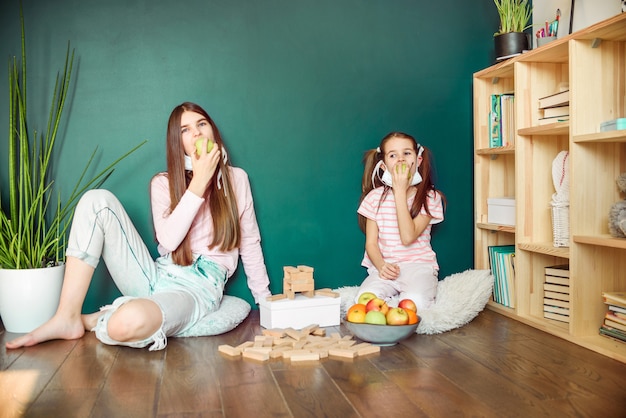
0, 264, 64, 333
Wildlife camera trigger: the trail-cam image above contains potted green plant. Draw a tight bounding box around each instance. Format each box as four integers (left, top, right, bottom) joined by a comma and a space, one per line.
493, 0, 533, 59
0, 7, 145, 333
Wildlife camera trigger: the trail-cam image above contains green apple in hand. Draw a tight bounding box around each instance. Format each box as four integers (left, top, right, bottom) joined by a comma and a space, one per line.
194, 137, 214, 156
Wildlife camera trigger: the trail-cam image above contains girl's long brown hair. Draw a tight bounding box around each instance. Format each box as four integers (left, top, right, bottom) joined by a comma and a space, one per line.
358, 132, 445, 233
165, 102, 240, 266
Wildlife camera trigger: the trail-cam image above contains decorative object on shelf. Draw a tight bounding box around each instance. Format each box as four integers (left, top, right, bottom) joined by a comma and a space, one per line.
608, 173, 626, 238
550, 151, 570, 247
493, 0, 532, 59
0, 6, 145, 333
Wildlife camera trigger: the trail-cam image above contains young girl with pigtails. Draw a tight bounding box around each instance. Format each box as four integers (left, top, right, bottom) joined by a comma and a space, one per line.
355, 132, 445, 311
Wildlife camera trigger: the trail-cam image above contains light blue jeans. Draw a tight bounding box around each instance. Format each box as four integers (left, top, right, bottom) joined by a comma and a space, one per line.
66, 189, 227, 350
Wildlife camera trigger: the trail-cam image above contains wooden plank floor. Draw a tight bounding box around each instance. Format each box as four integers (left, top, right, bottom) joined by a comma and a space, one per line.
2, 309, 626, 417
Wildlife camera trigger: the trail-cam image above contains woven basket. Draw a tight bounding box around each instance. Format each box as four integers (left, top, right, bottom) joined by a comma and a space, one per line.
551, 202, 570, 247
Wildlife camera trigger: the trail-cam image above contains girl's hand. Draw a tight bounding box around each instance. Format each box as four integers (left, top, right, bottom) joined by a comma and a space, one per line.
390, 161, 412, 191
188, 139, 221, 196
379, 262, 400, 280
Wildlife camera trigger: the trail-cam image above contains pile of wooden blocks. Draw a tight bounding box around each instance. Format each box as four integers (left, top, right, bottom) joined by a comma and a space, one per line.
218, 324, 380, 363
266, 265, 339, 301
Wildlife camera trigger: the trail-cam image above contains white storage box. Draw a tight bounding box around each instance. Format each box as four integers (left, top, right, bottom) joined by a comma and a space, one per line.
487, 197, 516, 226
259, 294, 341, 329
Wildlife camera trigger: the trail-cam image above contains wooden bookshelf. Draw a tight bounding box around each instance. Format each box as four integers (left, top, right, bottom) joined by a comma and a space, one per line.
473, 12, 626, 363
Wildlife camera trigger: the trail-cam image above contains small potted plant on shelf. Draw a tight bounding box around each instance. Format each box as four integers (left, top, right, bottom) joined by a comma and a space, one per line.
0, 6, 145, 333
493, 0, 532, 59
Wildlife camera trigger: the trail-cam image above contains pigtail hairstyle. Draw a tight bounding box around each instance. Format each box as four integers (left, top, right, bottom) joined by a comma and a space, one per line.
164, 102, 241, 266
358, 132, 445, 233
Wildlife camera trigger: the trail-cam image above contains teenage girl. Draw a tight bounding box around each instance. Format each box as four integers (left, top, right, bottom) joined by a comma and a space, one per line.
6, 102, 271, 350
355, 132, 445, 310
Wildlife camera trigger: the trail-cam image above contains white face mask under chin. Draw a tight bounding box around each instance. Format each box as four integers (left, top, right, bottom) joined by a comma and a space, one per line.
380, 168, 422, 187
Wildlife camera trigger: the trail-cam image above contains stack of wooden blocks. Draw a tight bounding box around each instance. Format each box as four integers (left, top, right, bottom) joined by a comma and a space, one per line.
543, 265, 570, 323
218, 324, 380, 363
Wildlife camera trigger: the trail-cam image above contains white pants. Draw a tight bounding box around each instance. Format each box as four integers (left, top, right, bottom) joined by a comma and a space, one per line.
355, 263, 438, 310
66, 190, 227, 350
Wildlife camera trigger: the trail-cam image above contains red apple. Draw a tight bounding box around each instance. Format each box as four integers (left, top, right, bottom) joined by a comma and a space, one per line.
398, 298, 417, 313
386, 307, 409, 325
357, 291, 377, 306
364, 310, 387, 325
365, 297, 389, 315
346, 304, 367, 323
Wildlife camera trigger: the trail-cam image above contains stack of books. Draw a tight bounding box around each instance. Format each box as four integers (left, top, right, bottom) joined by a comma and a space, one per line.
600, 291, 626, 343
543, 265, 570, 323
489, 93, 515, 147
537, 90, 569, 126
488, 245, 515, 308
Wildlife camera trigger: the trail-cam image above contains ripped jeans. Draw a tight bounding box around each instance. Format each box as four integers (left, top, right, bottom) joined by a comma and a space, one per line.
66, 189, 227, 350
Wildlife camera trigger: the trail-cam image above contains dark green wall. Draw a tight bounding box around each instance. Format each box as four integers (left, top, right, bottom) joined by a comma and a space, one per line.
0, 1, 500, 311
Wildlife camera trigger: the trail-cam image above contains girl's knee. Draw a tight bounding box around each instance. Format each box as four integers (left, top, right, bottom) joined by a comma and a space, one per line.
107, 299, 162, 342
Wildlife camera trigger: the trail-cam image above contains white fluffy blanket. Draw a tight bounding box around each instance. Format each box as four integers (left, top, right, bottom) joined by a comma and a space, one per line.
334, 269, 493, 334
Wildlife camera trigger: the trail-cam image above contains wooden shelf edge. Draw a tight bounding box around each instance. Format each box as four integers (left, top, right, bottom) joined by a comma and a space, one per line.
573, 130, 626, 143
517, 242, 570, 258
477, 223, 515, 233
573, 235, 626, 249
518, 122, 569, 136
475, 145, 515, 155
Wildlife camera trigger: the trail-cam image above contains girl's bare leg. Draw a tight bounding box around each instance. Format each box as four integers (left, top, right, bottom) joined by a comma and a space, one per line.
5, 256, 95, 349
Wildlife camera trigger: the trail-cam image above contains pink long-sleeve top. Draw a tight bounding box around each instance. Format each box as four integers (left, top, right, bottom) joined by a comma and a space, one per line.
150, 167, 271, 303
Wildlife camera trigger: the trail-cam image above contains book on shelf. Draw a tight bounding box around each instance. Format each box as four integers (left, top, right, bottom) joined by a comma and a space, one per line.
599, 325, 626, 343
544, 290, 570, 302
543, 304, 569, 316
602, 291, 626, 309
489, 94, 501, 147
543, 283, 569, 294
606, 311, 626, 326
537, 116, 569, 126
488, 245, 515, 308
538, 89, 569, 109
488, 93, 515, 148
543, 298, 569, 309
500, 94, 515, 147
545, 276, 569, 286
604, 319, 626, 333
544, 311, 569, 323
545, 265, 569, 277
542, 105, 569, 118
609, 304, 626, 315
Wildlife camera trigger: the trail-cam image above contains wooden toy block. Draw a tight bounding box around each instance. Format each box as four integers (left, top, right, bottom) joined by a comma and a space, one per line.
244, 346, 272, 355
315, 289, 340, 298
290, 352, 320, 362
283, 265, 315, 299
262, 329, 286, 338
236, 341, 254, 350
337, 340, 356, 348
282, 349, 313, 359
218, 344, 241, 357
356, 345, 381, 356
312, 328, 326, 336
301, 324, 320, 335
242, 350, 269, 362
284, 328, 305, 341
266, 294, 287, 301
328, 348, 357, 359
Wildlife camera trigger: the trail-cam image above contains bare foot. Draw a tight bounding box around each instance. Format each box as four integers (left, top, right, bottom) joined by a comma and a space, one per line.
5, 314, 85, 349
81, 311, 103, 331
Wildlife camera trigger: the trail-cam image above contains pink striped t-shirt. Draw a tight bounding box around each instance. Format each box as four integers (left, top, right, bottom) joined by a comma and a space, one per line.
357, 187, 444, 269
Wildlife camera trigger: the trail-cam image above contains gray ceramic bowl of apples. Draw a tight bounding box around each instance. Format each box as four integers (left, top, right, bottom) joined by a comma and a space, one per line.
343, 320, 420, 346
